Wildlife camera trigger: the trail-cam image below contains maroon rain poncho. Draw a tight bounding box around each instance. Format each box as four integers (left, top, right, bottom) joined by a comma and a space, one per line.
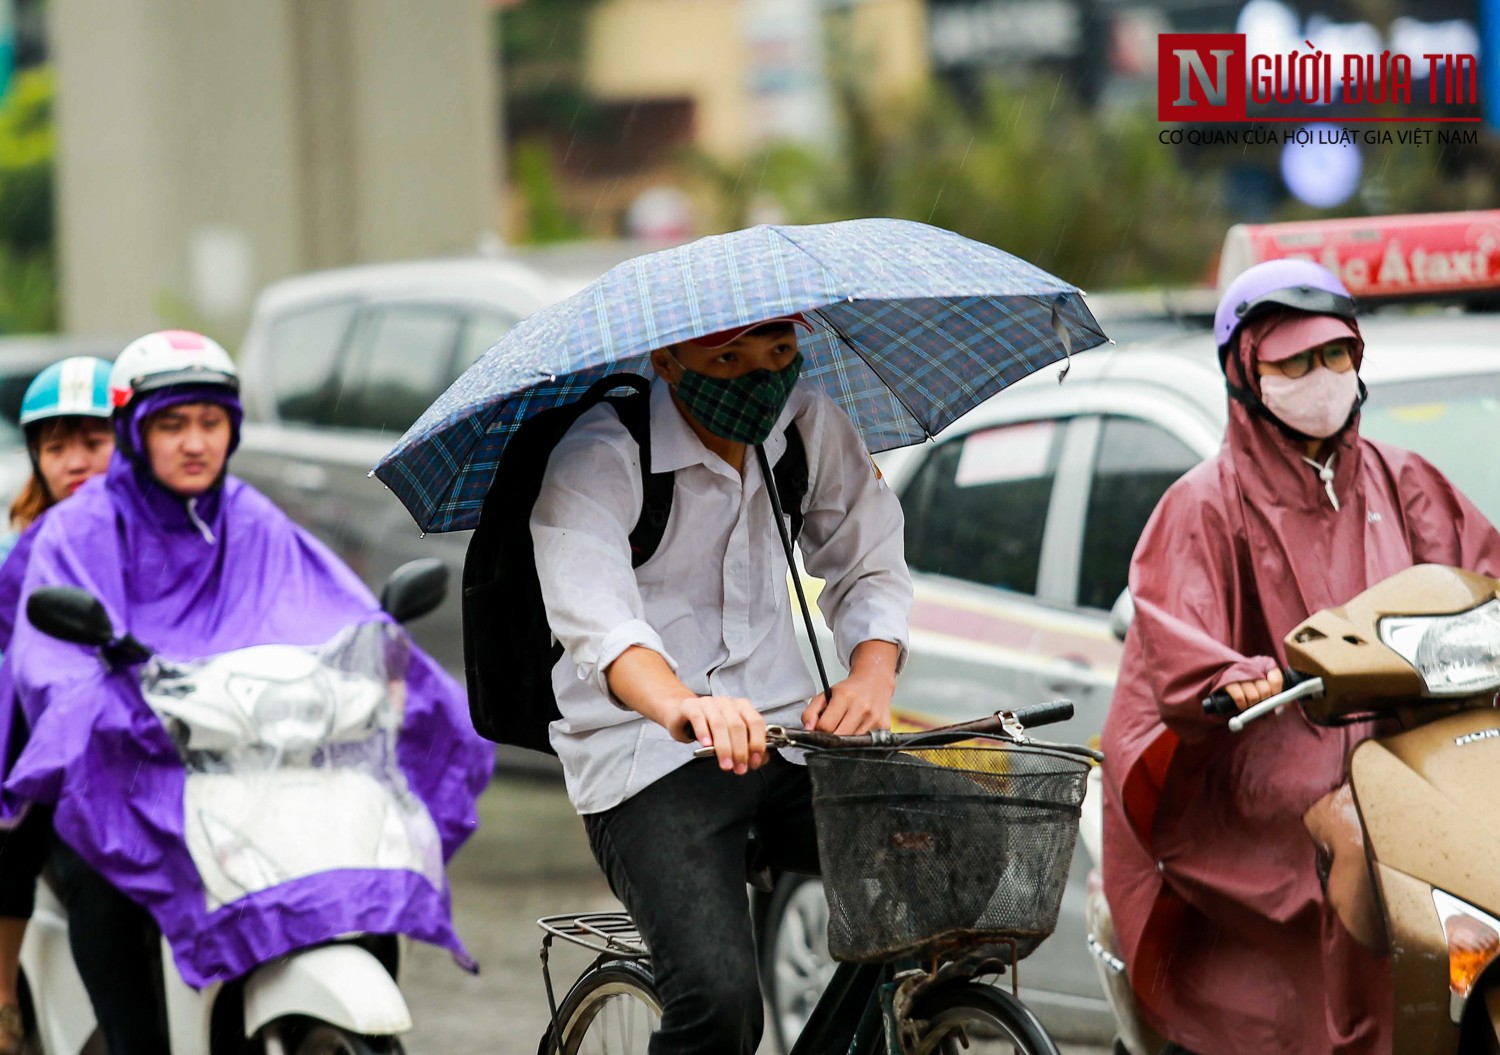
1099, 320, 1500, 1053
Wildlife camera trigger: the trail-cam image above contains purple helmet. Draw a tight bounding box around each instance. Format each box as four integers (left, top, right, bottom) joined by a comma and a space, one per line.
1214, 259, 1357, 352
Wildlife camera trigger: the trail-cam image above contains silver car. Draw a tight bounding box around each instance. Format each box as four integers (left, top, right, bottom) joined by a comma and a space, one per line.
231, 257, 565, 724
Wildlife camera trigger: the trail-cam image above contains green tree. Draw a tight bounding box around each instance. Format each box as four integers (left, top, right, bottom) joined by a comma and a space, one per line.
707, 78, 1228, 291
498, 0, 604, 243
0, 66, 56, 331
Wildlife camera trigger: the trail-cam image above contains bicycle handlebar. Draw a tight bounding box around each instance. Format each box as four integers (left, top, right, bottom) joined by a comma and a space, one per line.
1012, 699, 1076, 729
691, 699, 1103, 761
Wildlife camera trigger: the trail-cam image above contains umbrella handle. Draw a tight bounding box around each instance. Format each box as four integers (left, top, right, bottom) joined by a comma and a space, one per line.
756, 444, 834, 706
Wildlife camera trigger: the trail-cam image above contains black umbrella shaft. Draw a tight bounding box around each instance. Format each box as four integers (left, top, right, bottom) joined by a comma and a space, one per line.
756, 444, 834, 706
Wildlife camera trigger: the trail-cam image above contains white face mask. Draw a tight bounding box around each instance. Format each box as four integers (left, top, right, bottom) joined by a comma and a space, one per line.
1258, 367, 1359, 438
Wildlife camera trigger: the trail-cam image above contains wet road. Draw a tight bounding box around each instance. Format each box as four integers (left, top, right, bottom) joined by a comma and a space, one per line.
399, 774, 1109, 1054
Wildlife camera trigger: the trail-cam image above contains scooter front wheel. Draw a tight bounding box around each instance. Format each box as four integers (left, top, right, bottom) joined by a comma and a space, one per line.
282, 1019, 406, 1055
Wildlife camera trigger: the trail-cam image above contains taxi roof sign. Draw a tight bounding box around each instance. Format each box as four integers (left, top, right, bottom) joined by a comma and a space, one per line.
1218, 211, 1500, 301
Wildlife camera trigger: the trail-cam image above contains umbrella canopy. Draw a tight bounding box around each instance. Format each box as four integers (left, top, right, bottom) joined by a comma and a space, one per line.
375, 218, 1108, 533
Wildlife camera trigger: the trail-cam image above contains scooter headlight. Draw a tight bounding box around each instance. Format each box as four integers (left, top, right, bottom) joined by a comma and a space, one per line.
1379, 599, 1500, 696
242, 677, 334, 751
1433, 889, 1500, 1023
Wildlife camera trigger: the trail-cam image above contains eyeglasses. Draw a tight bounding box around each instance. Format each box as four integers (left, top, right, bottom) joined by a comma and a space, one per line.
1271, 342, 1355, 380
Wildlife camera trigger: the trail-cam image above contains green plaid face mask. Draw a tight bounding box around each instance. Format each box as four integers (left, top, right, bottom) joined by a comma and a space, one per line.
673, 352, 803, 445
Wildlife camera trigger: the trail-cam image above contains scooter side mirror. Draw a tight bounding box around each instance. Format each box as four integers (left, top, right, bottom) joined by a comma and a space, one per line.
1108, 589, 1135, 642
379, 559, 448, 625
26, 586, 117, 646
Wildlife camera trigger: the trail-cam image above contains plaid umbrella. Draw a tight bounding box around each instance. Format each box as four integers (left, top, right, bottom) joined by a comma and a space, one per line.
375, 219, 1108, 533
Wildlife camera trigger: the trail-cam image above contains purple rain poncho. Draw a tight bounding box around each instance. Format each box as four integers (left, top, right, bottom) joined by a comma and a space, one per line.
2, 449, 493, 986
0, 517, 42, 822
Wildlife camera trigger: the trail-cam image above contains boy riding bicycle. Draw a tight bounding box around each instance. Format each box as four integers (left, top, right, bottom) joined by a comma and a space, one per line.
531, 313, 913, 1054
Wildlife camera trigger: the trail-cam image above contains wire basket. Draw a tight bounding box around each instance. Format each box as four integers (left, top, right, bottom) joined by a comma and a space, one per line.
807, 743, 1089, 964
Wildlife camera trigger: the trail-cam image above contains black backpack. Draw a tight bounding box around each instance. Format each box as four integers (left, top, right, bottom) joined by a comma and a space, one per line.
461, 372, 810, 751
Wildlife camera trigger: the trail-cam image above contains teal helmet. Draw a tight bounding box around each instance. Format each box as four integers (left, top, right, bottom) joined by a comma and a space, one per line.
20, 356, 114, 431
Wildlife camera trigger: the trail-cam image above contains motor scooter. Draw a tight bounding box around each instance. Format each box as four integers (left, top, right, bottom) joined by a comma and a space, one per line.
1083, 563, 1500, 1053
17, 558, 451, 1055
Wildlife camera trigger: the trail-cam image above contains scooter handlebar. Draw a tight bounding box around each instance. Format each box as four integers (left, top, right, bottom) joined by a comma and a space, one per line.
1202, 691, 1239, 717
1201, 670, 1311, 718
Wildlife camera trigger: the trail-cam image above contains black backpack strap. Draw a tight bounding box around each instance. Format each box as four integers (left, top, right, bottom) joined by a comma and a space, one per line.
772, 421, 809, 543
610, 388, 676, 568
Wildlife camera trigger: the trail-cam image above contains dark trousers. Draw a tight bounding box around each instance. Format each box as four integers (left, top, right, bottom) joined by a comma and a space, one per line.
49, 838, 169, 1054
0, 805, 52, 918
582, 756, 820, 1055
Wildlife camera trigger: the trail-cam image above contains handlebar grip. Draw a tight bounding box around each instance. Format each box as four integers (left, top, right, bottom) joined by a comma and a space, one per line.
1012, 700, 1074, 729
1202, 692, 1239, 717
1202, 669, 1309, 717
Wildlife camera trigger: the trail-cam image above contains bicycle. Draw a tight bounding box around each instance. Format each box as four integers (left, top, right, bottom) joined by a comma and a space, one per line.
535, 701, 1101, 1055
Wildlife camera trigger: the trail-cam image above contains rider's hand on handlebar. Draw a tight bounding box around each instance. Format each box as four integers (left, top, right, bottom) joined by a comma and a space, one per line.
802, 641, 899, 735
1222, 667, 1284, 712
667, 695, 768, 775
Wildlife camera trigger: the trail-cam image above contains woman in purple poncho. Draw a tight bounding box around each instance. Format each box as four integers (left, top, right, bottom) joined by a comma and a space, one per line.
0, 356, 115, 1055
3, 331, 492, 1054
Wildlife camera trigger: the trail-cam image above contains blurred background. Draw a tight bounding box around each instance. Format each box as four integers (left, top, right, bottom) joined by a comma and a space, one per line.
0, 0, 1494, 346
0, 3, 1497, 1053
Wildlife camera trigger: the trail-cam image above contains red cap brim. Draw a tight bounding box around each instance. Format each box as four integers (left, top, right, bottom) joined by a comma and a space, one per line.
1253, 313, 1361, 362
684, 312, 814, 349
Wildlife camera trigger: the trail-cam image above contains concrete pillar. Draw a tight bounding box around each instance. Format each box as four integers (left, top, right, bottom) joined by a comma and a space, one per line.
50, 0, 498, 339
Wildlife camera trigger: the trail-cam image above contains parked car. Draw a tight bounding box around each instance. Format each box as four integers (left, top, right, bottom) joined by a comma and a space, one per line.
230, 258, 566, 732
759, 214, 1500, 1049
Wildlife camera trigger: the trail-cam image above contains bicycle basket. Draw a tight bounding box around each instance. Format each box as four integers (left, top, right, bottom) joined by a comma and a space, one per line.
807, 743, 1089, 964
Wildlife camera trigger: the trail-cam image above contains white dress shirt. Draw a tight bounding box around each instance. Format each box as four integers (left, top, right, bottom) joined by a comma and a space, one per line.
531, 377, 913, 814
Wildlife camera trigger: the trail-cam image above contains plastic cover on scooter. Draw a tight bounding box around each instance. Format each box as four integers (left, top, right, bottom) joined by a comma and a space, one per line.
7, 617, 483, 987
147, 622, 445, 911
1, 465, 493, 990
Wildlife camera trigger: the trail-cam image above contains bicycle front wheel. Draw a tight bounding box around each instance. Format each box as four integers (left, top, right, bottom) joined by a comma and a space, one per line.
543, 959, 662, 1055
902, 982, 1062, 1055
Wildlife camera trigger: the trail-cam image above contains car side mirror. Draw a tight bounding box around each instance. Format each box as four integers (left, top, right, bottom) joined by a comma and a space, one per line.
379, 558, 448, 625
1108, 589, 1135, 642
27, 586, 116, 646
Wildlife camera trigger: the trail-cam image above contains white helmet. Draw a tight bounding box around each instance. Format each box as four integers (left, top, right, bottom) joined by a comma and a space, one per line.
109, 330, 239, 409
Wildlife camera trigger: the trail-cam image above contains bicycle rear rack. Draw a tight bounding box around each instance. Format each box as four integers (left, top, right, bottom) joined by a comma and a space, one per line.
536, 911, 650, 959
536, 913, 651, 1053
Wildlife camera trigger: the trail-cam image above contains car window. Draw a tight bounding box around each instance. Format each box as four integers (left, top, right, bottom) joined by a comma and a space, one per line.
1363, 374, 1500, 527
0, 410, 23, 449
1077, 416, 1199, 611
0, 371, 40, 429
329, 305, 463, 433
902, 420, 1062, 596
453, 309, 520, 377
268, 301, 358, 425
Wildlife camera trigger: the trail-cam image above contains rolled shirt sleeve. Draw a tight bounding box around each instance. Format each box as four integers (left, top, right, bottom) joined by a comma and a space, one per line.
796, 392, 914, 672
